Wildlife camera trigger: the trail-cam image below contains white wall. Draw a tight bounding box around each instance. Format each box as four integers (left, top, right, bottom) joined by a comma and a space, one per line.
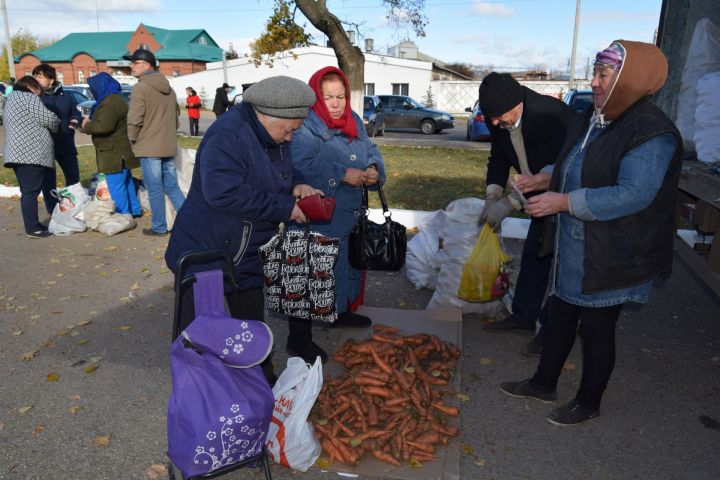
167, 45, 434, 111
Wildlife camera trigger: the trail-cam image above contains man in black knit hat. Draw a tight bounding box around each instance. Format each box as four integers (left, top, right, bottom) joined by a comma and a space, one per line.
478, 72, 575, 356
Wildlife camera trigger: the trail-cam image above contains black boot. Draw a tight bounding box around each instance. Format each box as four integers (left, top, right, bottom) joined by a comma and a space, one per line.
332, 311, 371, 328
286, 316, 328, 364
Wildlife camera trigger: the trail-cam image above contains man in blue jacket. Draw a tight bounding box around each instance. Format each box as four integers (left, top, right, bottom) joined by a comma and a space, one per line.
165, 76, 321, 385
32, 64, 81, 214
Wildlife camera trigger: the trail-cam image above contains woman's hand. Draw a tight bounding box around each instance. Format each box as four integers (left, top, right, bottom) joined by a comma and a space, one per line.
292, 183, 323, 199
81, 117, 90, 129
524, 192, 569, 217
344, 168, 368, 186
512, 172, 551, 193
364, 165, 379, 185
290, 203, 307, 223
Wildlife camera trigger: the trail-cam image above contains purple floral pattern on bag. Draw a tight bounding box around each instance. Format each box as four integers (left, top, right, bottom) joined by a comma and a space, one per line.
193, 406, 266, 471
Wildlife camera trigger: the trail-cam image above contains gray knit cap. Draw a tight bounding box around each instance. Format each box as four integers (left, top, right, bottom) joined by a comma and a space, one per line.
243, 76, 316, 119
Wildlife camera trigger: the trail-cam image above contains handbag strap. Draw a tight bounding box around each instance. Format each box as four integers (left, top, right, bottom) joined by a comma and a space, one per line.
193, 270, 226, 317
362, 181, 391, 217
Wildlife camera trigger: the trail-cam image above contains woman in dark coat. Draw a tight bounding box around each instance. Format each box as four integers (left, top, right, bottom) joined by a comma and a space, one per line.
81, 73, 141, 216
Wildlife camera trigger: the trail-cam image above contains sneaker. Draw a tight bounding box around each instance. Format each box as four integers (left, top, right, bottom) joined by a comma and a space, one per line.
521, 334, 544, 357
286, 340, 328, 364
483, 315, 535, 334
333, 311, 372, 328
547, 399, 599, 427
27, 230, 53, 239
142, 228, 168, 236
500, 379, 557, 403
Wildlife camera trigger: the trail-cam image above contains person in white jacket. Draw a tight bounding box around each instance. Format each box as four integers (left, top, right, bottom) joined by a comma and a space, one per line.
2, 75, 60, 238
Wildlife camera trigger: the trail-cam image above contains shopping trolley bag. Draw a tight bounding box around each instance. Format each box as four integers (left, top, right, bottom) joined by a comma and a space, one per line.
167, 270, 275, 478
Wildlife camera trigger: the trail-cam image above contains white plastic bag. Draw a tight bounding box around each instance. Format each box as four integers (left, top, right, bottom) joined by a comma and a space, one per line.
694, 71, 720, 163
48, 196, 90, 235
266, 357, 323, 472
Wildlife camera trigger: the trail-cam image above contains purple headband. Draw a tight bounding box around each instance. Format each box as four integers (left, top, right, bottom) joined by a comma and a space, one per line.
595, 42, 624, 70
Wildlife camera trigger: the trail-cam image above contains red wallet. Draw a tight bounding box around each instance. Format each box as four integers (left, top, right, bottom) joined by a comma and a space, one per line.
297, 194, 336, 221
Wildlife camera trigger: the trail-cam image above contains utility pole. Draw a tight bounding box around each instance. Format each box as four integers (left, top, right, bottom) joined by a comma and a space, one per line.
1, 0, 15, 80
568, 0, 581, 90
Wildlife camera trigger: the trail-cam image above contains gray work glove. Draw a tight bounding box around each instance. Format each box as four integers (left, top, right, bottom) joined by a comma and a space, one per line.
479, 195, 501, 226
484, 196, 516, 231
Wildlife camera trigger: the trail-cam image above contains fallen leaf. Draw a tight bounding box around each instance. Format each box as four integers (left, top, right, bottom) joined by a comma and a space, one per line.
70, 395, 81, 401
22, 351, 38, 361
78, 339, 89, 345
70, 331, 79, 337
33, 425, 45, 435
153, 255, 163, 261
30, 315, 40, 320
140, 265, 150, 273
50, 258, 60, 264
84, 364, 99, 374
57, 329, 71, 337
77, 320, 92, 327
89, 356, 103, 364
47, 372, 60, 382
89, 311, 98, 315
58, 296, 71, 301
461, 443, 474, 454
42, 339, 54, 347
409, 457, 423, 468
480, 357, 492, 365
474, 457, 486, 466
316, 418, 328, 426
316, 458, 331, 469
7, 295, 16, 300
455, 393, 471, 402
120, 326, 132, 331
146, 304, 155, 309
119, 297, 131, 303
46, 281, 56, 285
130, 282, 140, 291
112, 268, 122, 272
13, 331, 22, 336
0, 421, 4, 431
349, 437, 362, 447
70, 406, 82, 414
145, 464, 168, 480
99, 272, 108, 277
563, 361, 577, 371
56, 273, 65, 277
18, 406, 33, 414
103, 246, 118, 252
92, 434, 111, 448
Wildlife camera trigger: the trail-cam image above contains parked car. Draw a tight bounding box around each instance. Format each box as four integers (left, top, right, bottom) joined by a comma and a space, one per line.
464, 100, 491, 141
363, 95, 385, 137
64, 89, 90, 107
563, 89, 593, 112
376, 94, 454, 134
64, 84, 94, 100
76, 85, 132, 116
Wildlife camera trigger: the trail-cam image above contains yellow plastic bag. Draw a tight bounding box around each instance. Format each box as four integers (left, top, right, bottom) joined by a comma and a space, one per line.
457, 224, 510, 302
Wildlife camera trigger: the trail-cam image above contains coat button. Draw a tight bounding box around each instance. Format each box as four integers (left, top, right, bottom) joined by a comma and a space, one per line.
349, 154, 357, 161
328, 179, 336, 187
323, 133, 330, 140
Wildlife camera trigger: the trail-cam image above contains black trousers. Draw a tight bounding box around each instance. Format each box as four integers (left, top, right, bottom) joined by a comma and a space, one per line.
531, 295, 624, 411
179, 285, 276, 382
188, 118, 199, 136
13, 165, 53, 233
512, 215, 552, 328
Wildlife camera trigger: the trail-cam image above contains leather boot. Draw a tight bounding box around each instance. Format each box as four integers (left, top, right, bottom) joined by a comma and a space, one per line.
286, 316, 328, 363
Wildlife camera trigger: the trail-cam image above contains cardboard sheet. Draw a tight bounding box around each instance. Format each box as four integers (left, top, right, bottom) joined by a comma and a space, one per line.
317, 306, 463, 480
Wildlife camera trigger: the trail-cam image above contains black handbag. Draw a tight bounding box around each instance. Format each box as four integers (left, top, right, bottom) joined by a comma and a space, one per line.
348, 182, 407, 271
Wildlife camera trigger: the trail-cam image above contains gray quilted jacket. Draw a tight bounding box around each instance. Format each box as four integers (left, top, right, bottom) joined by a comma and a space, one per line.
2, 91, 60, 169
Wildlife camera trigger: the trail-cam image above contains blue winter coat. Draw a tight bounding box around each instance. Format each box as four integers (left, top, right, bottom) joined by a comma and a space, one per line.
40, 83, 81, 156
290, 109, 386, 313
165, 102, 305, 291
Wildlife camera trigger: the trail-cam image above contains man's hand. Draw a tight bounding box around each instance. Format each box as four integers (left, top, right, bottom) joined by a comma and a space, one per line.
512, 173, 551, 193
479, 194, 501, 225
81, 117, 90, 129
524, 192, 569, 217
290, 204, 307, 223
292, 184, 323, 199
484, 196, 515, 231
344, 168, 368, 186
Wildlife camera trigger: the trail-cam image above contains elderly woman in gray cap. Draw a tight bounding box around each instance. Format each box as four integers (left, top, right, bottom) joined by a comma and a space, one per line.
165, 75, 322, 385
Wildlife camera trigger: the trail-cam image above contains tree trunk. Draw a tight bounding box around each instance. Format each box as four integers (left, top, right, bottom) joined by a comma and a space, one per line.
295, 0, 365, 114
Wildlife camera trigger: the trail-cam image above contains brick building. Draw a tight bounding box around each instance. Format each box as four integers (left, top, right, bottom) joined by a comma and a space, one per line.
15, 24, 223, 84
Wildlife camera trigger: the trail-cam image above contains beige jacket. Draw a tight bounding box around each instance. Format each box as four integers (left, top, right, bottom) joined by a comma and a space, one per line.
127, 70, 179, 157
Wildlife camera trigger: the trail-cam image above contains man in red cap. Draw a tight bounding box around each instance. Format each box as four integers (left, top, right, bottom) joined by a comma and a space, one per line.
478, 72, 575, 356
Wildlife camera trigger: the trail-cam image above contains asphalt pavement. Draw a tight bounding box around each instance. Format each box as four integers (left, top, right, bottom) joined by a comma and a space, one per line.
0, 195, 718, 479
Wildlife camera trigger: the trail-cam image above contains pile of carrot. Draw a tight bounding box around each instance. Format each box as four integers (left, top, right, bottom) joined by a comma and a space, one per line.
311, 323, 462, 468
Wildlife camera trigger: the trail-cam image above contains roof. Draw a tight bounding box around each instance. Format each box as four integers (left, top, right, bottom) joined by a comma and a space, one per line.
18, 24, 223, 63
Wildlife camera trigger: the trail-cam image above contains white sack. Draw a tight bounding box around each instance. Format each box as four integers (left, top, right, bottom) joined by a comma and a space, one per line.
693, 71, 720, 163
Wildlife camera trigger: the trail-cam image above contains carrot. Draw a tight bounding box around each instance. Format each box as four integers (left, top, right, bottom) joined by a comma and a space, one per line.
322, 438, 344, 464
400, 434, 410, 461
385, 397, 411, 407
357, 370, 391, 382
367, 399, 378, 426
372, 450, 402, 467
353, 376, 386, 387
346, 355, 368, 368
368, 346, 394, 375
335, 419, 356, 438
356, 429, 392, 441
372, 324, 400, 334
431, 401, 460, 417
410, 451, 437, 462
414, 430, 446, 445
431, 423, 458, 437
327, 403, 351, 419
371, 333, 405, 347
430, 334, 442, 352
330, 436, 360, 465
362, 385, 393, 398
407, 440, 435, 454
401, 418, 418, 437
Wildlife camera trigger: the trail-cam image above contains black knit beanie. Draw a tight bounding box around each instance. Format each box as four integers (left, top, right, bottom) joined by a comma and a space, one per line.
479, 72, 524, 118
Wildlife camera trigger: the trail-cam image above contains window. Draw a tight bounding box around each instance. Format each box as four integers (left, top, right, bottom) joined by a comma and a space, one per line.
392, 83, 409, 96
172, 70, 180, 77
137, 43, 149, 51
198, 36, 207, 45
364, 83, 375, 95
57, 72, 64, 84
78, 70, 85, 83
89, 70, 96, 76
